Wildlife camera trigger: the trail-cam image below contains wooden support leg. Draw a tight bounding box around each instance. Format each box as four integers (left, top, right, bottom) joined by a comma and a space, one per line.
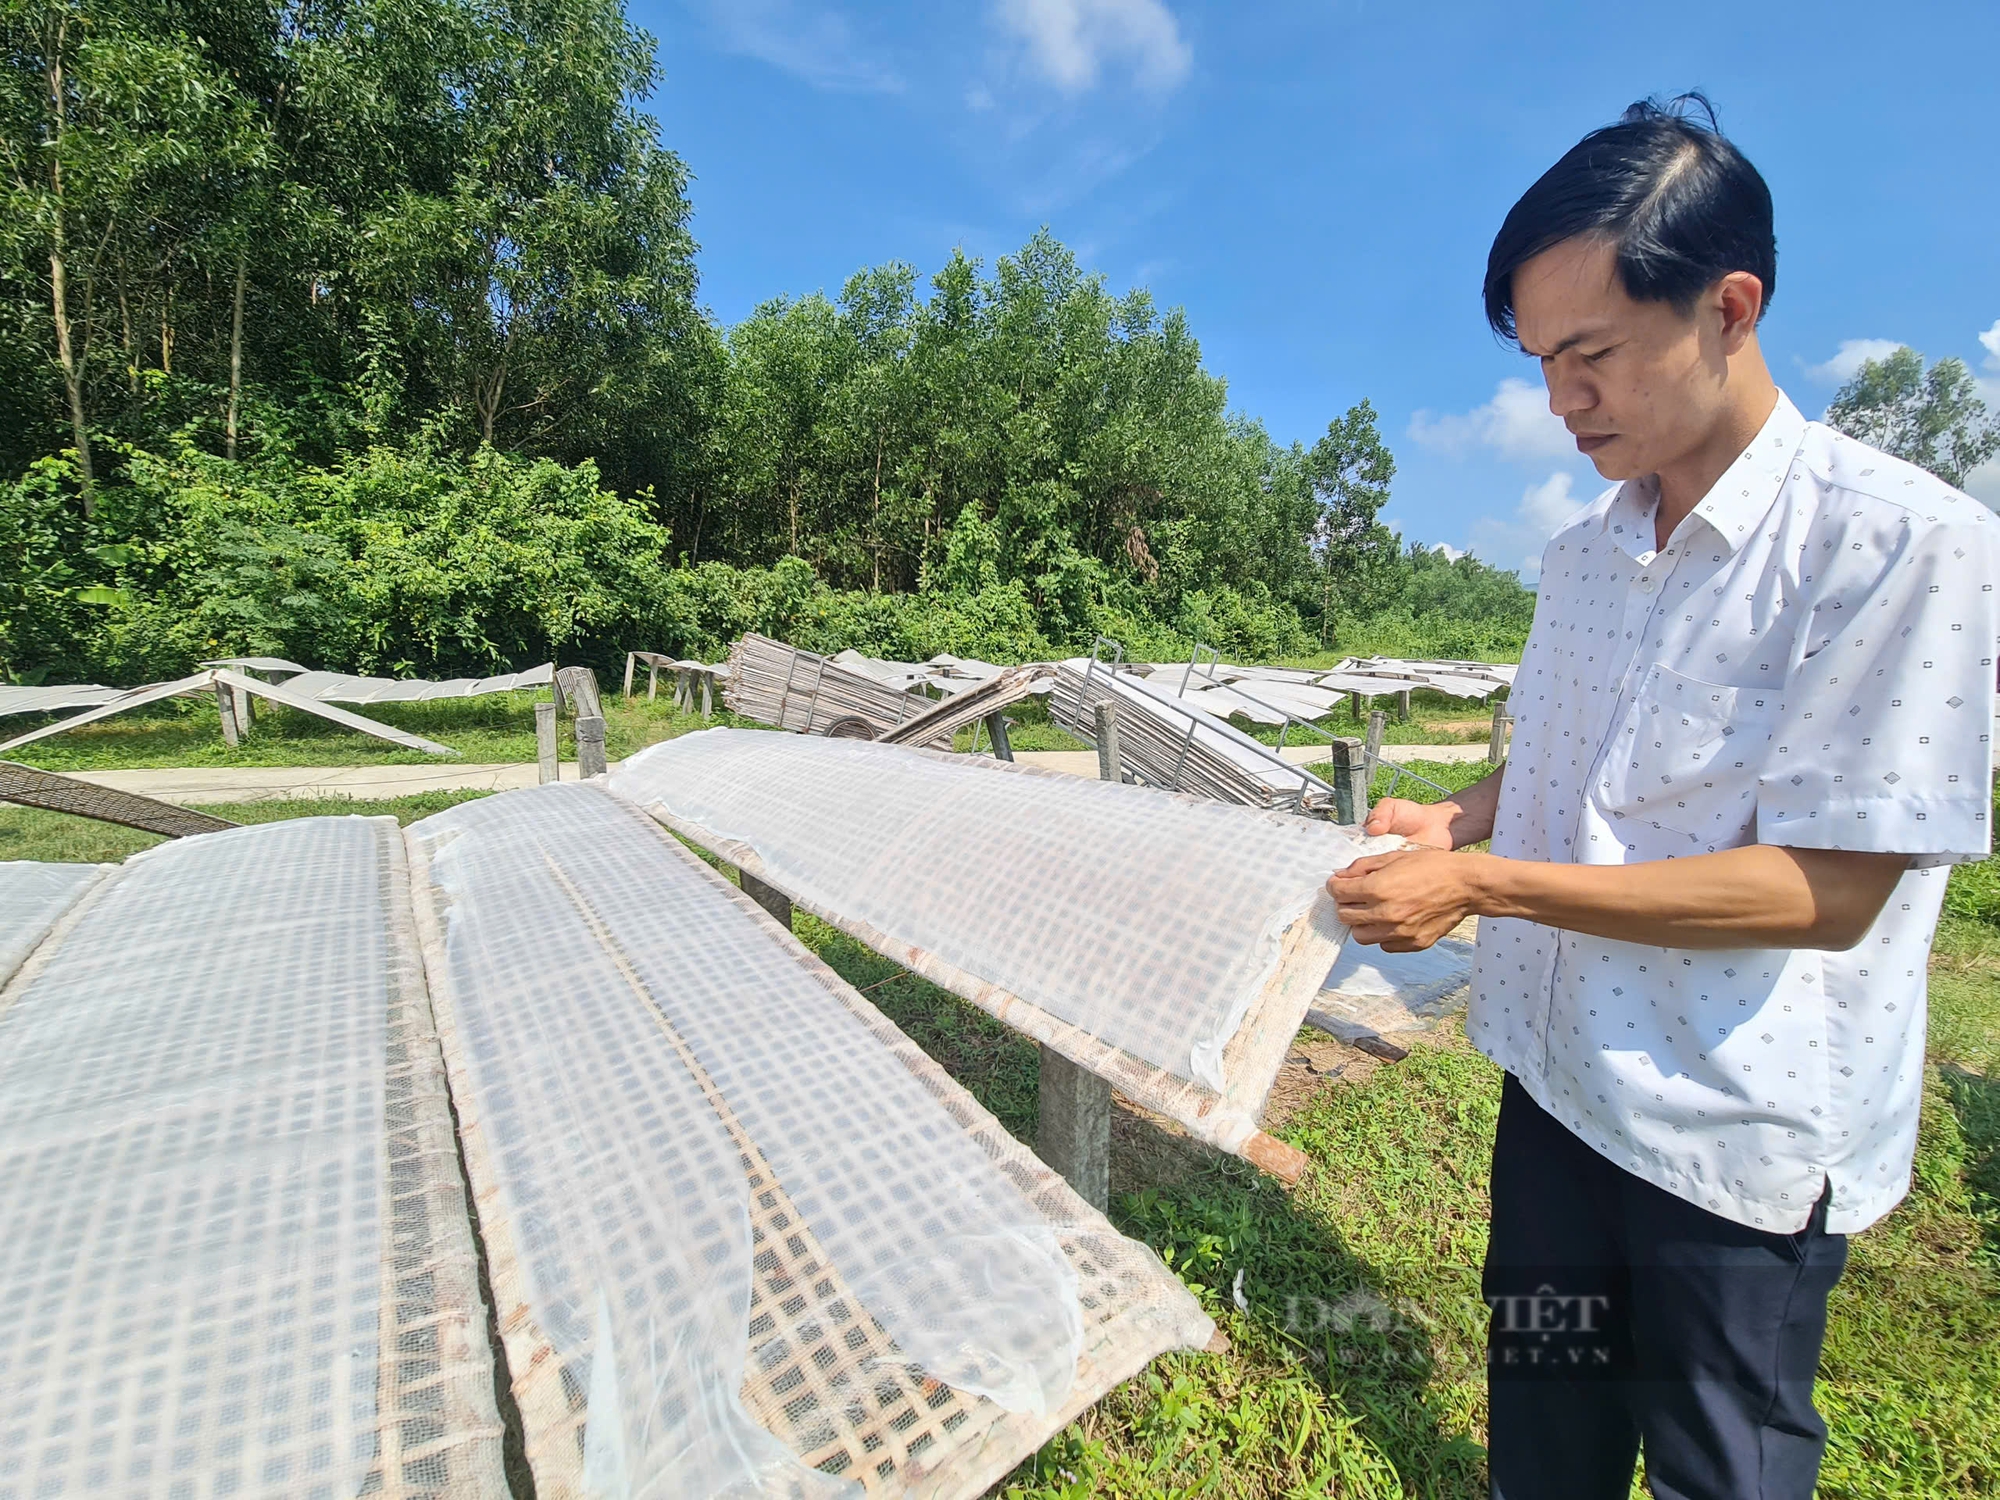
700, 675, 713, 718
1397, 688, 1411, 724
623, 653, 635, 700
1488, 699, 1510, 765
647, 663, 659, 702
738, 868, 793, 931
1037, 1045, 1111, 1211
213, 679, 240, 748
575, 714, 608, 778
535, 701, 559, 784
985, 711, 1014, 761
1365, 709, 1386, 766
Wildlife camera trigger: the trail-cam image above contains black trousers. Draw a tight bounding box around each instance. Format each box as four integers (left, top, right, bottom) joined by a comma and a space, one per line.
1483, 1074, 1848, 1500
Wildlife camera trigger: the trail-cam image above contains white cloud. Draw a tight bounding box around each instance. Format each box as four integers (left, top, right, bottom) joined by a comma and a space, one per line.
690, 1, 903, 92
1430, 542, 1466, 561
1804, 337, 1904, 385
1966, 459, 2000, 511
1466, 471, 1593, 580
1408, 377, 1575, 464
1977, 318, 2000, 406
992, 0, 1192, 94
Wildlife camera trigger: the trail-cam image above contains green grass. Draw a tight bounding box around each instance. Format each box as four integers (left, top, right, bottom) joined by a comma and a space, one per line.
3, 690, 746, 770
0, 791, 498, 863
7, 788, 1996, 1498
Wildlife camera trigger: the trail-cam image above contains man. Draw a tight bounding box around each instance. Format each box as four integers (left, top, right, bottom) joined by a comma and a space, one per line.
1329, 97, 1997, 1500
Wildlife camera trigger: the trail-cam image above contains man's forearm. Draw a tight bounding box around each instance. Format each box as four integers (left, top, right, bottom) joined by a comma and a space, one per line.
1459, 844, 1907, 950
1436, 767, 1503, 848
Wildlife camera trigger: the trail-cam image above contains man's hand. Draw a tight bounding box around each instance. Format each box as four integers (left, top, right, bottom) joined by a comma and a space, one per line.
1328, 848, 1481, 952
1364, 796, 1460, 850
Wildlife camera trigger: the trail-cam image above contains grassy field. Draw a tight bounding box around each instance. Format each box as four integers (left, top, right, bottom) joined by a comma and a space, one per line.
1, 690, 730, 770
4, 775, 1992, 1498
6, 676, 1498, 769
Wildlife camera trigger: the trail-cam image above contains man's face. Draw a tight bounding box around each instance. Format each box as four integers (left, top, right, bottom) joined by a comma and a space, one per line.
1511, 236, 1728, 482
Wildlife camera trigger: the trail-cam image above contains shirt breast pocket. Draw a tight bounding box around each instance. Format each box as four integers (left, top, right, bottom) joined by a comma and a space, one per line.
1596, 665, 1773, 852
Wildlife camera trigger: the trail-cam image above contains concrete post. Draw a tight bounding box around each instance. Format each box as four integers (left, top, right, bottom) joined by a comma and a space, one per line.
622, 652, 636, 700
1365, 709, 1386, 765
1328, 736, 1368, 824
1488, 699, 1511, 765
575, 714, 608, 778
213, 679, 241, 748
1397, 688, 1411, 723
1093, 700, 1122, 784
1037, 1044, 1111, 1211
535, 701, 559, 785
738, 868, 793, 931
700, 674, 713, 718
985, 711, 1015, 761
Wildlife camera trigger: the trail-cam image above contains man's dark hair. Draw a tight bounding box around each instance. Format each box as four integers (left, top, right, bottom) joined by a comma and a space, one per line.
1483, 93, 1776, 343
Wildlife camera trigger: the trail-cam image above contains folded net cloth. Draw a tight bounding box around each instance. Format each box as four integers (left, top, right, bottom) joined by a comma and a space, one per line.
405, 783, 1210, 1498
611, 731, 1388, 1163
0, 860, 108, 981
0, 818, 503, 1499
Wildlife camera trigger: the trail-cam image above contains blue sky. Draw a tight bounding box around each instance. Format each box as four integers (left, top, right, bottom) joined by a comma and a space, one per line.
632, 0, 2000, 578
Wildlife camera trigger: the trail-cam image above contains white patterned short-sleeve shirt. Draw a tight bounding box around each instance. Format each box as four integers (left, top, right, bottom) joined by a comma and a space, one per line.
1470, 391, 1999, 1234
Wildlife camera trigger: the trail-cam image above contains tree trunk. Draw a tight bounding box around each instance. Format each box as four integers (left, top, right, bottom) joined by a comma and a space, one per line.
788, 475, 800, 555
871, 434, 884, 590
225, 251, 247, 459
49, 245, 94, 509
44, 37, 93, 510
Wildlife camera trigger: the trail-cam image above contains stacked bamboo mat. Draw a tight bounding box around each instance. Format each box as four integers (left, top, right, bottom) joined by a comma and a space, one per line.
725, 632, 948, 742
877, 663, 1055, 747
1050, 659, 1336, 813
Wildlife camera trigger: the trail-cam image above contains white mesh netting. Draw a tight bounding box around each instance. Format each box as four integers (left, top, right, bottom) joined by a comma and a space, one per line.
408, 783, 1124, 1497
611, 729, 1378, 1092
0, 819, 502, 1500
0, 860, 107, 982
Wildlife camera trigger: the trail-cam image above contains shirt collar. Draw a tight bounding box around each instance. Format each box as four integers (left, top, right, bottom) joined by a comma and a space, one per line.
1597, 391, 1808, 562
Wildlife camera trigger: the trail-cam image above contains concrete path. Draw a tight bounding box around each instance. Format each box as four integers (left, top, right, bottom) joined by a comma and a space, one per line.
60, 739, 1495, 805
68, 762, 592, 805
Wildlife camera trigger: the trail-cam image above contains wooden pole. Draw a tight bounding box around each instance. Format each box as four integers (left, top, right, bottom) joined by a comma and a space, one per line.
1093, 700, 1122, 783
1365, 709, 1386, 766
622, 652, 635, 700
575, 714, 608, 778
1397, 688, 1411, 724
535, 701, 558, 784
700, 674, 713, 718
1037, 1044, 1111, 1211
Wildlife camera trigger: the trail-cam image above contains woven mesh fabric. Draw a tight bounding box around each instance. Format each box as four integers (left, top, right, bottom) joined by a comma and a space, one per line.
408, 783, 1100, 1496
611, 730, 1375, 1091
0, 819, 503, 1500
0, 860, 107, 981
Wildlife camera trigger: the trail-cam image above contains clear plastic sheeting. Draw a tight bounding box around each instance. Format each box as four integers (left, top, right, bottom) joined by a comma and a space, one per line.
612, 729, 1376, 1093
408, 783, 1100, 1497
0, 817, 504, 1500
0, 860, 107, 982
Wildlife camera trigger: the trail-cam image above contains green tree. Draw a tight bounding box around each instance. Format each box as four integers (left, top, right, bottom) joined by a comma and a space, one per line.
1302, 400, 1401, 646
1825, 346, 1999, 489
